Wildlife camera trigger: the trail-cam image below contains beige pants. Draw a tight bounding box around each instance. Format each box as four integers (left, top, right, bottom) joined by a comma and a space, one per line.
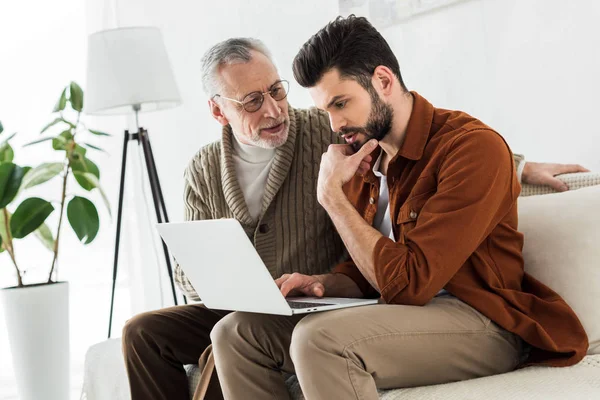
211, 296, 522, 400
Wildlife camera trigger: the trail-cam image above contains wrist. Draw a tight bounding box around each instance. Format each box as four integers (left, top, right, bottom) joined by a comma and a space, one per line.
518, 161, 528, 183
318, 186, 346, 210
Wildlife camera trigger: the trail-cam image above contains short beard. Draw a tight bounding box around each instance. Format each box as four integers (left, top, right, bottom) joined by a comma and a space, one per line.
339, 86, 394, 152
248, 120, 289, 149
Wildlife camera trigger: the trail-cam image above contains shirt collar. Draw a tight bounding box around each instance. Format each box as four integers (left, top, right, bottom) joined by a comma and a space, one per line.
372, 149, 385, 178
394, 91, 434, 162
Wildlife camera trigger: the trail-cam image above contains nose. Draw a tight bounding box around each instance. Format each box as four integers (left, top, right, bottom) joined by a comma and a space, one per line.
262, 94, 282, 119
329, 113, 346, 134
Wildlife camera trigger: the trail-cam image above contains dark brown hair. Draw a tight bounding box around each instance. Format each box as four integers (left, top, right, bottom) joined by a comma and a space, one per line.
292, 15, 407, 91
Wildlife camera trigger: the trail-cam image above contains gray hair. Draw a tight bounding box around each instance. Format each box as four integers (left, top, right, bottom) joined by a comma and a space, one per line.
201, 37, 275, 97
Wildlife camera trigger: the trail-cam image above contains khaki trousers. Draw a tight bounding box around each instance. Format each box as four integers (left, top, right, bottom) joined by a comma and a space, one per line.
210, 296, 522, 400
122, 304, 229, 400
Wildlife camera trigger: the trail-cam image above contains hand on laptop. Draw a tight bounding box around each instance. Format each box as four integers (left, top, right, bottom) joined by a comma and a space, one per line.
275, 273, 325, 298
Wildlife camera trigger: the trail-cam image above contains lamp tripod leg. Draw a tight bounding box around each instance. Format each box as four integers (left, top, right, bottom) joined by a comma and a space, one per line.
108, 130, 130, 339
138, 128, 180, 306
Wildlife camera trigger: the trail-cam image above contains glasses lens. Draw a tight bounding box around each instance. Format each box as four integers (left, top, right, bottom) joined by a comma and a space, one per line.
270, 81, 289, 101
243, 92, 264, 112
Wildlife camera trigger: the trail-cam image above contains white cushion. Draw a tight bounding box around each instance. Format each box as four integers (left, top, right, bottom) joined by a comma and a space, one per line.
518, 185, 600, 355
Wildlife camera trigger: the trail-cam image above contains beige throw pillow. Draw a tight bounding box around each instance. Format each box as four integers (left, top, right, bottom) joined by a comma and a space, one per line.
518, 185, 600, 354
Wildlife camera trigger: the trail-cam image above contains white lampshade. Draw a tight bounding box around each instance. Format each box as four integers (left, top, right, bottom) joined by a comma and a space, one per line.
85, 27, 182, 115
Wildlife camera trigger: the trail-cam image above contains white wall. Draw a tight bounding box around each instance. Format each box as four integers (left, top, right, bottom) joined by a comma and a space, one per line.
381, 0, 600, 170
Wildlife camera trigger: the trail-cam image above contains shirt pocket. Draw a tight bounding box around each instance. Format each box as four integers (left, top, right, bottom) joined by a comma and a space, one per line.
395, 192, 430, 244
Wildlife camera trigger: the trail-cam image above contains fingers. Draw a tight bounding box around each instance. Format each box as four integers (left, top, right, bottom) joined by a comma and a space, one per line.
279, 273, 304, 297
357, 160, 371, 175
558, 164, 590, 174
545, 176, 569, 192
328, 144, 354, 155
275, 274, 291, 288
350, 139, 378, 162
308, 282, 325, 297
279, 273, 325, 298
577, 165, 591, 173
544, 163, 590, 176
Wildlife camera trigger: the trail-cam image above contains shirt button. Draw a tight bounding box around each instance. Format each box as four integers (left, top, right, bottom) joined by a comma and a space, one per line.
258, 224, 270, 234
369, 197, 375, 205
410, 210, 418, 219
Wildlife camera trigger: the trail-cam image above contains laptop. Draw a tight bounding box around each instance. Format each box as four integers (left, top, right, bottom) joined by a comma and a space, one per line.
156, 219, 379, 316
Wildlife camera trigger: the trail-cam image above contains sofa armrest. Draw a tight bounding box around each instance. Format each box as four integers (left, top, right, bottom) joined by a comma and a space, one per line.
520, 172, 600, 197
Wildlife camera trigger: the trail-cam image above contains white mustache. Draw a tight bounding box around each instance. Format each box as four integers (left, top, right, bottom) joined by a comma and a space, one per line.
261, 119, 286, 130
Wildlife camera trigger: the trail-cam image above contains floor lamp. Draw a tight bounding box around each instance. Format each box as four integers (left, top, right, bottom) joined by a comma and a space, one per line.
84, 27, 185, 338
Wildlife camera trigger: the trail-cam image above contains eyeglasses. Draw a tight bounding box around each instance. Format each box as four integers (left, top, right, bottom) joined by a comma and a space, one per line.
213, 80, 289, 113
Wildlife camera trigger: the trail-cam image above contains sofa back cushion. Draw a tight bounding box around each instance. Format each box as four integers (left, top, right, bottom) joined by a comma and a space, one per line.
518, 185, 600, 354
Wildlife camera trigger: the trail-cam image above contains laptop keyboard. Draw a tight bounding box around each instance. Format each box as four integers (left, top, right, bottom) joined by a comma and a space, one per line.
287, 300, 335, 309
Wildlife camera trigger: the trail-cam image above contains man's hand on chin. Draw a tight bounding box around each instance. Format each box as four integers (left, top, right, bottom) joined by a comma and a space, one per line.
317, 139, 378, 208
522, 162, 589, 192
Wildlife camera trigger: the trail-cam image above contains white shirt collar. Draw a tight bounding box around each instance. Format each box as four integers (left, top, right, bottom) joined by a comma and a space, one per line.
372, 150, 385, 178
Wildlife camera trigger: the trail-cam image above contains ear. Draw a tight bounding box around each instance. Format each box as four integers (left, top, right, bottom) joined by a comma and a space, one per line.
209, 99, 229, 126
372, 66, 395, 97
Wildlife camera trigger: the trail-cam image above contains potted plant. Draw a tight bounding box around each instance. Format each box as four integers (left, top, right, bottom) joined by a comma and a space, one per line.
0, 82, 111, 400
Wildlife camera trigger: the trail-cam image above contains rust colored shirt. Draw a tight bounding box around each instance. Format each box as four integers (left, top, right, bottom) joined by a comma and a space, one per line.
335, 92, 588, 367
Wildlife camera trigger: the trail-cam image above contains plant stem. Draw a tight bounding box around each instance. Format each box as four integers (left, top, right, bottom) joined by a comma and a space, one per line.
47, 160, 69, 284
47, 113, 80, 284
3, 208, 23, 287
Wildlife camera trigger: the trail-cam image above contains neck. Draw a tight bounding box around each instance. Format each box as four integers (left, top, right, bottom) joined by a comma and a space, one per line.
378, 91, 414, 161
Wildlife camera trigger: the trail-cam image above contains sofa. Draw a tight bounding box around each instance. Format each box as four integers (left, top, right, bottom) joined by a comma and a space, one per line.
82, 172, 600, 400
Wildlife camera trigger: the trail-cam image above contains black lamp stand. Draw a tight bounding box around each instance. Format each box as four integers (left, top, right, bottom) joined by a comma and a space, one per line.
107, 116, 186, 338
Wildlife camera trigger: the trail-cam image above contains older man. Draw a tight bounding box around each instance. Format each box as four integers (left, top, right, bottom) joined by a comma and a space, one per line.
122, 36, 587, 400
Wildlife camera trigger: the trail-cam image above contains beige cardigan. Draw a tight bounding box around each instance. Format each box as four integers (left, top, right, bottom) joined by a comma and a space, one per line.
175, 106, 347, 300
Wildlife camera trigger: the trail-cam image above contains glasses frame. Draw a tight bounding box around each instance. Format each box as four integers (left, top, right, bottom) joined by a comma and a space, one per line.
212, 80, 289, 113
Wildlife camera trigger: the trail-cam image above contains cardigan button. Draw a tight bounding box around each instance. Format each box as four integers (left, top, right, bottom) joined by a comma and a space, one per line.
258, 224, 270, 234
369, 197, 375, 205
409, 210, 418, 219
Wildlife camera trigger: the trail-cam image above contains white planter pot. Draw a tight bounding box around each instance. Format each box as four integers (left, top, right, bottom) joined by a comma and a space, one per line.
1, 281, 70, 400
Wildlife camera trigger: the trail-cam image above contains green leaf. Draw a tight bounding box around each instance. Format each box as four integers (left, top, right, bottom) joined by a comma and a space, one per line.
82, 142, 107, 153
0, 163, 26, 209
70, 153, 100, 191
0, 121, 3, 134
72, 144, 87, 158
53, 88, 67, 113
0, 233, 3, 253
69, 82, 84, 112
35, 222, 55, 251
72, 171, 112, 217
0, 142, 14, 163
41, 117, 64, 134
15, 166, 31, 197
52, 130, 73, 151
0, 209, 9, 245
67, 196, 99, 244
10, 197, 54, 239
88, 129, 111, 137
24, 137, 53, 147
21, 162, 64, 189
